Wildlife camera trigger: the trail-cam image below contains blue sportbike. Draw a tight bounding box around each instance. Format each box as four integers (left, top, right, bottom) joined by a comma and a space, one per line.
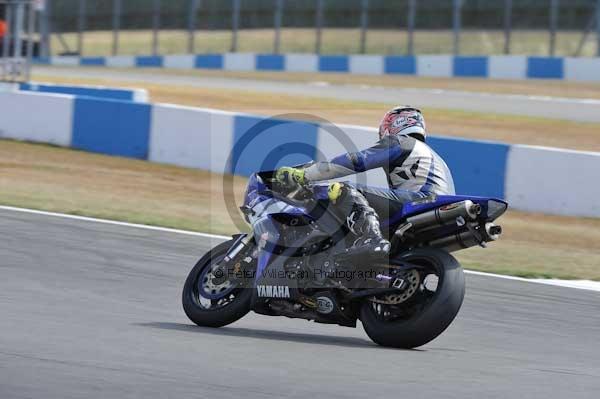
183, 170, 507, 348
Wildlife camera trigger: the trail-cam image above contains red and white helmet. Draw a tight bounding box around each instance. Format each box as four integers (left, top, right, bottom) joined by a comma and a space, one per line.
378, 106, 426, 142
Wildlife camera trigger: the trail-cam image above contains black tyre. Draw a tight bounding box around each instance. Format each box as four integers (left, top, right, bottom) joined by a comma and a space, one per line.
182, 240, 253, 328
360, 248, 465, 349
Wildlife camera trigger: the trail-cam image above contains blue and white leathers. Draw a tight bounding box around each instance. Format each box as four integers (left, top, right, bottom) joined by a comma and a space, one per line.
304, 135, 455, 196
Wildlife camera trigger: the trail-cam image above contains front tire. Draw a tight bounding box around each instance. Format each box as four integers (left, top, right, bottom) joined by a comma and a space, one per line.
182, 240, 253, 328
360, 248, 465, 348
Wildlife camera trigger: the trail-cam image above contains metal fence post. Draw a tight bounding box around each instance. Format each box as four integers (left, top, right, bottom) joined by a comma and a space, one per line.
39, 0, 51, 58
77, 0, 86, 55
407, 0, 416, 55
549, 0, 558, 56
273, 0, 283, 54
596, 0, 600, 56
188, 0, 199, 53
573, 13, 594, 57
231, 0, 240, 52
46, 0, 53, 56
359, 0, 369, 54
315, 0, 323, 54
14, 0, 24, 57
112, 0, 121, 56
503, 0, 512, 54
25, 1, 35, 80
452, 0, 461, 55
152, 0, 160, 55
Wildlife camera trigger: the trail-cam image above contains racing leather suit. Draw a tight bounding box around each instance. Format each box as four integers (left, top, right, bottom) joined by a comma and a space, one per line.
303, 134, 456, 240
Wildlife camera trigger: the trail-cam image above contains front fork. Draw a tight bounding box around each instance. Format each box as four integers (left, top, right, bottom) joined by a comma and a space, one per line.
223, 233, 254, 263
215, 233, 256, 287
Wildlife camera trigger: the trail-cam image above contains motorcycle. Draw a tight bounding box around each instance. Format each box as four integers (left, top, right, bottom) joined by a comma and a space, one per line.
182, 170, 507, 348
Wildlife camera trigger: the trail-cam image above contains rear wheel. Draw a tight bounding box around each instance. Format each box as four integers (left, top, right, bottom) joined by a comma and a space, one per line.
360, 248, 465, 348
182, 240, 254, 328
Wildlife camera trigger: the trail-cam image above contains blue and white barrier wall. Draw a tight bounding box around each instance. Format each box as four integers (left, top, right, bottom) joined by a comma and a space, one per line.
36, 53, 600, 82
0, 89, 598, 218
19, 82, 148, 102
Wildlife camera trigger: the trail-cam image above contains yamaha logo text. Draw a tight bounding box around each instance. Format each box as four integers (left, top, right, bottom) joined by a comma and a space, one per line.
256, 285, 291, 298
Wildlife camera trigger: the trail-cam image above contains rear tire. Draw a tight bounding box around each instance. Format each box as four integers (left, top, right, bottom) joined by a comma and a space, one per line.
360, 248, 465, 348
182, 240, 253, 328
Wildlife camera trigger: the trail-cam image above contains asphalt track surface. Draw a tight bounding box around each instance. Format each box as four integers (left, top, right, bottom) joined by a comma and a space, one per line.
33, 66, 600, 123
2, 207, 600, 398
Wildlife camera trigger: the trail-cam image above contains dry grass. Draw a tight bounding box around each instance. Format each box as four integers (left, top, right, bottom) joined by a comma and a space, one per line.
54, 28, 600, 57
159, 69, 600, 100
1, 139, 599, 280
457, 212, 600, 280
32, 72, 600, 152
0, 140, 247, 235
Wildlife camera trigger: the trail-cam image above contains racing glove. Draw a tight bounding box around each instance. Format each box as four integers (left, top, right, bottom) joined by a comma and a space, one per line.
275, 166, 306, 188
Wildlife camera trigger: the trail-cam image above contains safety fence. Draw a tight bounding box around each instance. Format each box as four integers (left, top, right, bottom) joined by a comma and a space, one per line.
0, 87, 598, 218
36, 52, 600, 81
39, 0, 600, 58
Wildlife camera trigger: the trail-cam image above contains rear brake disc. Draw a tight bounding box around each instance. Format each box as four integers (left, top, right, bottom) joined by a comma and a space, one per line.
370, 269, 421, 305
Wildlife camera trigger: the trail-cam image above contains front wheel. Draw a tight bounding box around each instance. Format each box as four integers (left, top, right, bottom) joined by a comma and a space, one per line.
360, 248, 465, 348
182, 240, 254, 328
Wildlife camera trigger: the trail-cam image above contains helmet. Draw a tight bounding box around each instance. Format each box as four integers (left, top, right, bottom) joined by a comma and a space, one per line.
378, 106, 426, 142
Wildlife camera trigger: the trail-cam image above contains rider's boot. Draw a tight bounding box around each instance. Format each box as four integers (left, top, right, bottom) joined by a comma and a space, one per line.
330, 183, 390, 260
344, 209, 390, 258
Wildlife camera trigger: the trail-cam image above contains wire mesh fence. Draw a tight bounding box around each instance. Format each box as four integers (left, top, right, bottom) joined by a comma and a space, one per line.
19, 0, 600, 57
1, 0, 37, 82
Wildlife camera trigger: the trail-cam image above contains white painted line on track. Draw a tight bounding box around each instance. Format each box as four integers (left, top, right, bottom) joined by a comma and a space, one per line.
462, 270, 599, 292
2, 204, 599, 293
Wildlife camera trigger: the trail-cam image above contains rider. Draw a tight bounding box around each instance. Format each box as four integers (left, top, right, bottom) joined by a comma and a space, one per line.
275, 106, 455, 258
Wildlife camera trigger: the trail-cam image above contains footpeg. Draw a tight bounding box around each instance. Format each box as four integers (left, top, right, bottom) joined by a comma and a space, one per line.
298, 295, 318, 309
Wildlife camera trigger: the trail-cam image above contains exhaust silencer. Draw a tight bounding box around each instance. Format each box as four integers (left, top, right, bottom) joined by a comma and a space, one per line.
406, 200, 481, 231
430, 223, 502, 253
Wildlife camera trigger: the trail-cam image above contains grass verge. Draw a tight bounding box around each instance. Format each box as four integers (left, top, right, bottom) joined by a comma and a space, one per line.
1, 139, 599, 280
